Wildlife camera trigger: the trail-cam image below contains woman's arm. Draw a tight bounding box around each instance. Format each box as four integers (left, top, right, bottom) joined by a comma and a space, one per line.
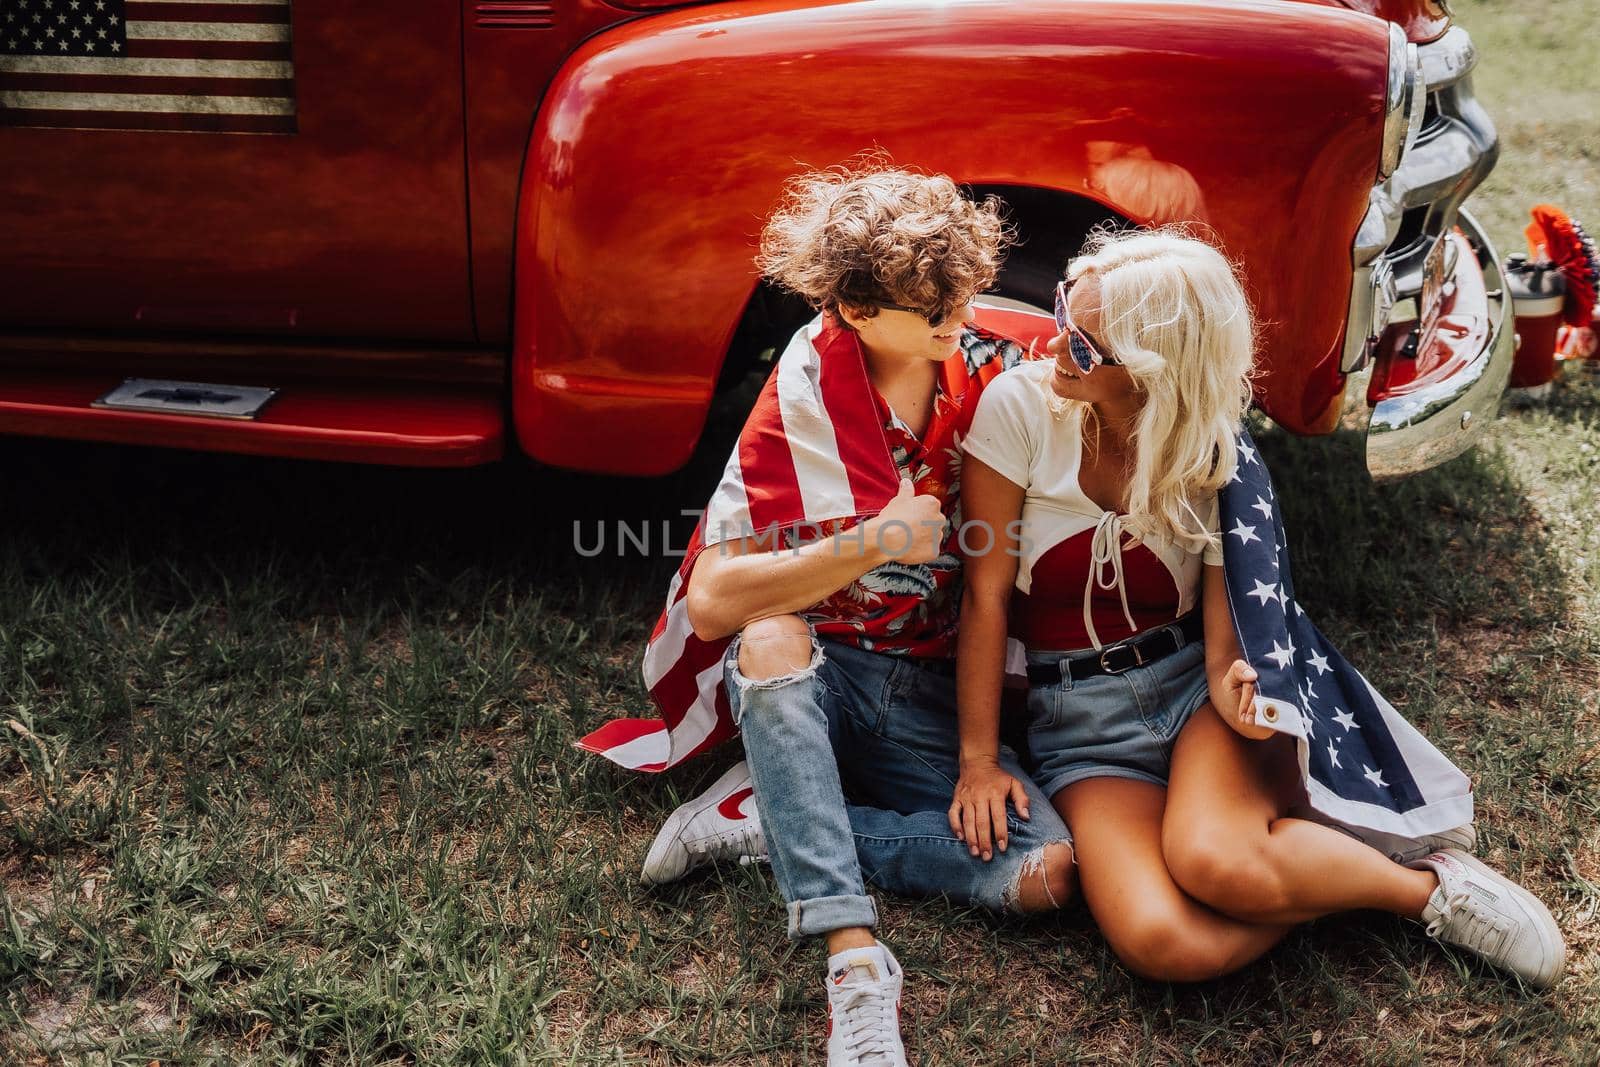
1201, 562, 1274, 740
684, 478, 945, 642
948, 456, 1031, 861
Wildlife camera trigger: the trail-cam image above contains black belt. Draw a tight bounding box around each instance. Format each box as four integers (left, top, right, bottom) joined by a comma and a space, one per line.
1026, 612, 1203, 686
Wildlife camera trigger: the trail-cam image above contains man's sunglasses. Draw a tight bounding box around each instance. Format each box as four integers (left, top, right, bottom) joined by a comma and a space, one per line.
875, 299, 967, 328
1054, 279, 1120, 373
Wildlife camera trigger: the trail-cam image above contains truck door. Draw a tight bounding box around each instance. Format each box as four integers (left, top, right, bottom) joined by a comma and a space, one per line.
0, 0, 472, 342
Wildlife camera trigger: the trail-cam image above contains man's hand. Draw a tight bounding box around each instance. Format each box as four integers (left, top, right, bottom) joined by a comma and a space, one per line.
868, 478, 945, 565
948, 757, 1031, 861
1218, 658, 1275, 740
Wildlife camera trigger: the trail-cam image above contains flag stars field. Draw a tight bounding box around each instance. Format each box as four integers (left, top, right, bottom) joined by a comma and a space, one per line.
0, 0, 295, 133
1248, 578, 1279, 606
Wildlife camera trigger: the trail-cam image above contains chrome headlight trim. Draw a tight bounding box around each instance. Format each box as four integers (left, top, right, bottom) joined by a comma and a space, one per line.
1380, 25, 1423, 181
1344, 23, 1492, 374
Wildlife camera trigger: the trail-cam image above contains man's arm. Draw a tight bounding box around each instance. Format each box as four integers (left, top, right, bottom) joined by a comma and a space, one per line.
684, 478, 945, 642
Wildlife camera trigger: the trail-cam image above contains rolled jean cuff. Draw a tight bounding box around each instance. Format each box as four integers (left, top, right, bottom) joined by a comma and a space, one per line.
786, 893, 879, 941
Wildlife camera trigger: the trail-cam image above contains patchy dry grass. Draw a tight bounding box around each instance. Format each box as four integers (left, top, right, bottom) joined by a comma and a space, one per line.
4, 370, 1598, 1064
2, 1, 1599, 1063
1459, 0, 1600, 250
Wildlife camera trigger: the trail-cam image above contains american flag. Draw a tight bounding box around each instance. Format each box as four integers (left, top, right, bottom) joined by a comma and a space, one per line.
1219, 428, 1473, 841
0, 0, 294, 133
578, 305, 1049, 772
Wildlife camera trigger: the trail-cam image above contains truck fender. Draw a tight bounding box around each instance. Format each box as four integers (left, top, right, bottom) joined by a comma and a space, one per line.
512, 0, 1390, 474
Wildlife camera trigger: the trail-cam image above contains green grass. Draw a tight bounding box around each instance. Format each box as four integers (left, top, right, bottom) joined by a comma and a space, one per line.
1456, 0, 1600, 250
3, 1, 1599, 1062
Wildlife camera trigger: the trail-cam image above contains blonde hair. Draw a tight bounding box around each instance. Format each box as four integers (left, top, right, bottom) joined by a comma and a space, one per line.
756, 163, 1009, 327
1045, 227, 1257, 554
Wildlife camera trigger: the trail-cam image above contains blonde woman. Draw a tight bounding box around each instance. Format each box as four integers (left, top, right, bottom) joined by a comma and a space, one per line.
950, 228, 1565, 986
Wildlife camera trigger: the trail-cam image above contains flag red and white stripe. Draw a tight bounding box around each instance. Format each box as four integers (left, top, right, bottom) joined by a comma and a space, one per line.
578, 317, 902, 771
578, 306, 1051, 772
1, 0, 295, 134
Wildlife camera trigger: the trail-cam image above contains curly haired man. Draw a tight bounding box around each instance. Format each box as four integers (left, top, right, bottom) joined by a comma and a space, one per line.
640, 166, 1075, 1066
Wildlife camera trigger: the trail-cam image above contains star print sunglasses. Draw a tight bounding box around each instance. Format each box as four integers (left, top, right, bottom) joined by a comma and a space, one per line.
1054, 278, 1121, 373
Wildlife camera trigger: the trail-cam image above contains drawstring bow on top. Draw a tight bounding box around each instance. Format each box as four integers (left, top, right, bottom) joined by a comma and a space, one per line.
1084, 511, 1139, 651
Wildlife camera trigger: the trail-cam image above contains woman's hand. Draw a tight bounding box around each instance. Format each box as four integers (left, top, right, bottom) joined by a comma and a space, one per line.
948, 757, 1031, 861
1218, 658, 1275, 741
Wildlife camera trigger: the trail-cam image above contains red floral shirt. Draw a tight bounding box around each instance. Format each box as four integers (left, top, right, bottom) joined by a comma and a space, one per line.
781, 327, 1023, 658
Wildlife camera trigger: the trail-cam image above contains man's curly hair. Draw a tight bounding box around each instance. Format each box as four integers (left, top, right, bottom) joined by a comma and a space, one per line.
756, 164, 1010, 327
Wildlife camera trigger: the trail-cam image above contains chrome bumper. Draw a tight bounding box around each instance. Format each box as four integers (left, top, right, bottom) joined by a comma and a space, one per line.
1341, 23, 1507, 479
1355, 208, 1513, 481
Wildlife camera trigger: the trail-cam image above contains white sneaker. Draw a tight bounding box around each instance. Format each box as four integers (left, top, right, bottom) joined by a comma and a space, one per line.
640, 761, 766, 886
1299, 810, 1478, 867
1358, 823, 1478, 867
1412, 849, 1566, 989
826, 944, 908, 1067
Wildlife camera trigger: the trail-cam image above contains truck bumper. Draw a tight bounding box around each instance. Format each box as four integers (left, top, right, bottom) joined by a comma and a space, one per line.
1337, 22, 1510, 480
1348, 207, 1513, 481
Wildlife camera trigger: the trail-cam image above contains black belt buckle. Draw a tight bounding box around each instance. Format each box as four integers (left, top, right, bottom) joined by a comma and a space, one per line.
1097, 642, 1144, 674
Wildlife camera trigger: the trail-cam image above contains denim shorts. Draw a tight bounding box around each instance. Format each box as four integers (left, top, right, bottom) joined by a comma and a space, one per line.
1024, 624, 1212, 800
722, 633, 1073, 936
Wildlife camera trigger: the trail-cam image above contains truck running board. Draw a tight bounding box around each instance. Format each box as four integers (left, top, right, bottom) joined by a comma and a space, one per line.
95, 378, 280, 420
0, 372, 504, 467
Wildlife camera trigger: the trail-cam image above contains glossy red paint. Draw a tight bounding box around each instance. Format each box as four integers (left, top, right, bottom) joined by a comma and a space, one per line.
462, 0, 643, 342
1276, 0, 1450, 42
513, 0, 1389, 474
1333, 0, 1450, 42
1368, 228, 1489, 400
0, 374, 504, 466
1, 5, 476, 342
0, 0, 1419, 471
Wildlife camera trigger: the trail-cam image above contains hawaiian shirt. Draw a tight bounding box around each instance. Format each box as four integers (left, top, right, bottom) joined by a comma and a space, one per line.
779, 327, 1023, 658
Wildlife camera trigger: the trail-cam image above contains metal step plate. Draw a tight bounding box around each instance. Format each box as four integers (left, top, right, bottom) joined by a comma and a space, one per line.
93, 378, 278, 420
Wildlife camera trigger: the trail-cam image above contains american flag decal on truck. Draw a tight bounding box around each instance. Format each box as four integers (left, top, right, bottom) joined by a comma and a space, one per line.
0, 0, 294, 133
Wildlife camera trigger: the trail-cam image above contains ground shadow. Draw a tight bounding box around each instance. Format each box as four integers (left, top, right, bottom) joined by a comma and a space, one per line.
0, 403, 1589, 1063
0, 400, 1576, 803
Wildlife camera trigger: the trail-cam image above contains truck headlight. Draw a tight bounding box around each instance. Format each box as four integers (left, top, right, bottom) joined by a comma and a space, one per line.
1380, 22, 1425, 181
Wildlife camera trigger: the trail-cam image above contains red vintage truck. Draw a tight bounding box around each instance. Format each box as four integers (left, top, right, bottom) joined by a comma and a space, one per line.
0, 0, 1506, 481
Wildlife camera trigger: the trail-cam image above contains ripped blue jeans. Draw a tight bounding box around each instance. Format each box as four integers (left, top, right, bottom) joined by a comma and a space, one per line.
724, 631, 1073, 940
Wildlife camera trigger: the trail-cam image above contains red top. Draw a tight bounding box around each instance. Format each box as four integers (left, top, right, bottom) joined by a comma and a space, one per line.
1011, 533, 1188, 652
961, 361, 1221, 654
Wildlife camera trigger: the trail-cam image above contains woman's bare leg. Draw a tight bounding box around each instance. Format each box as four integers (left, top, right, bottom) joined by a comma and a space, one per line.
1162, 705, 1437, 926
1056, 777, 1289, 982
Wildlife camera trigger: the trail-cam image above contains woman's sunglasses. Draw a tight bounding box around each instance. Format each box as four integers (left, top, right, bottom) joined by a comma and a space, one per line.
1054, 279, 1119, 373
